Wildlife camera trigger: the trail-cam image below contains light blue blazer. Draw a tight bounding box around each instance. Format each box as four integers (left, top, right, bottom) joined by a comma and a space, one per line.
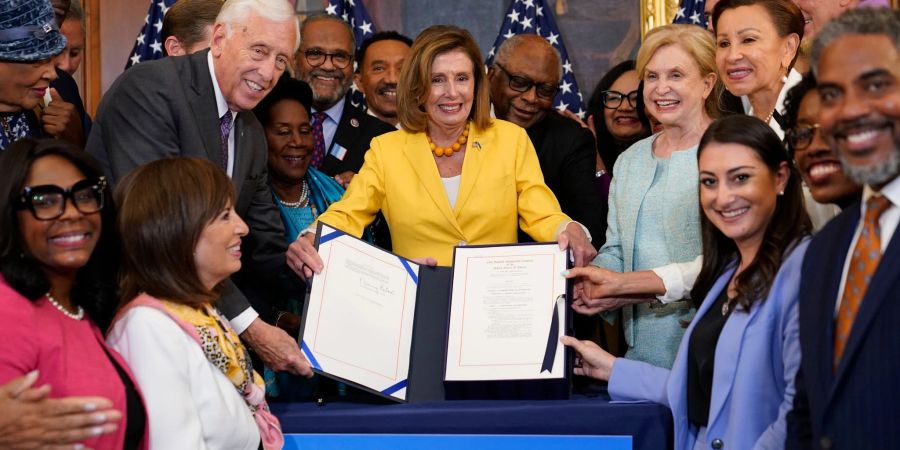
609, 239, 807, 450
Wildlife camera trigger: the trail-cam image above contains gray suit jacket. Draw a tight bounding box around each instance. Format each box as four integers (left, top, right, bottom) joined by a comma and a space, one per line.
87, 50, 292, 322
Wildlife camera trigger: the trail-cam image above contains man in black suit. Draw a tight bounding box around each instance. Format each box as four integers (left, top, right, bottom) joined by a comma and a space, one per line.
86, 0, 311, 376
786, 8, 900, 449
295, 14, 394, 187
488, 34, 606, 244
488, 35, 607, 364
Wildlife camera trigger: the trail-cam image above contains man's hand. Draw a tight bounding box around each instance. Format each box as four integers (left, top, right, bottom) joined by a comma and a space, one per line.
242, 318, 313, 378
41, 88, 83, 145
557, 222, 597, 268
0, 371, 122, 450
333, 171, 355, 188
287, 232, 323, 280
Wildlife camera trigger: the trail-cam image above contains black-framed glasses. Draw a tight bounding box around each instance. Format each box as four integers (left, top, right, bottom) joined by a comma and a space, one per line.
301, 49, 352, 69
600, 90, 639, 109
17, 177, 107, 221
786, 123, 822, 152
494, 63, 559, 100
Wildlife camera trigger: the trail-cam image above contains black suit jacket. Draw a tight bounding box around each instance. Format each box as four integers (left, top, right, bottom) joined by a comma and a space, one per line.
317, 98, 395, 177
786, 199, 900, 449
86, 50, 297, 322
317, 99, 395, 250
521, 112, 607, 245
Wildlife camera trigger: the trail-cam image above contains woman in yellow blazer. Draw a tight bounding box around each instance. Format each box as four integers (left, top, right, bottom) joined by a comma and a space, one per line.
288, 25, 595, 273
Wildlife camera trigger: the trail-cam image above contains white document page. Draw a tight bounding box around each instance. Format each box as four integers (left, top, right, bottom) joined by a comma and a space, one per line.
445, 243, 568, 381
301, 224, 419, 401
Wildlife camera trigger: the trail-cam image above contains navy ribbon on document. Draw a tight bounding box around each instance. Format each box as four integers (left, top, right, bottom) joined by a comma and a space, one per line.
541, 295, 565, 373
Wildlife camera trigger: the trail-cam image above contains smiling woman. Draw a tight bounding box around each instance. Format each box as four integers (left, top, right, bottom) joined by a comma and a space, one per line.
109, 157, 280, 450
585, 24, 720, 369
0, 138, 147, 449
563, 115, 812, 450
289, 24, 596, 275
712, 0, 803, 137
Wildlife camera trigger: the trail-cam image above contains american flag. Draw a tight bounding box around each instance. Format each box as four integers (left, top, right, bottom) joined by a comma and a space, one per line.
326, 0, 377, 109
673, 0, 707, 28
486, 0, 584, 118
125, 0, 176, 69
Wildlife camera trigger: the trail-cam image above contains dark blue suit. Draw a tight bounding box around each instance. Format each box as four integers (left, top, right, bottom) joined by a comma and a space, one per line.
787, 199, 900, 449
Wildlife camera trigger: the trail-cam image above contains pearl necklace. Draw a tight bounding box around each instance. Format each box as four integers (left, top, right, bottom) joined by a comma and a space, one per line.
278, 179, 310, 208
427, 122, 470, 157
46, 293, 84, 320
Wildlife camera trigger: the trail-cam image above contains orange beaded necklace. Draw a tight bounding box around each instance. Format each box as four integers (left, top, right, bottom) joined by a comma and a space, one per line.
427, 122, 470, 157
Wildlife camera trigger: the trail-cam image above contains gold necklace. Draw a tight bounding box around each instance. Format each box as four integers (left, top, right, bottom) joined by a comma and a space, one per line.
427, 122, 470, 157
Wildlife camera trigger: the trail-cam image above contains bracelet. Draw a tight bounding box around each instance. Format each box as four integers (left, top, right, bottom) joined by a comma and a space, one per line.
595, 169, 607, 178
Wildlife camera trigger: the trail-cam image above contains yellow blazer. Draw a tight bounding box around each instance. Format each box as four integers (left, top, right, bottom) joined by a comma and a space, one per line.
315, 119, 571, 265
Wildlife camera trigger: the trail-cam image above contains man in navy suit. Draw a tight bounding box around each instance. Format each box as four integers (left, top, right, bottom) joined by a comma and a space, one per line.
786, 8, 900, 449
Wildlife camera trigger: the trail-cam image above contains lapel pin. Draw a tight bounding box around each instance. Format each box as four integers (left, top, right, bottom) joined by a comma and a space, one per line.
473, 141, 482, 150
350, 118, 360, 128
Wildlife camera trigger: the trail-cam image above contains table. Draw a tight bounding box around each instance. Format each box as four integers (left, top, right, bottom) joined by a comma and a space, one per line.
272, 394, 673, 450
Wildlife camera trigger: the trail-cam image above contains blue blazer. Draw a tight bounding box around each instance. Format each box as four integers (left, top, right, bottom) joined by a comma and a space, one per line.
787, 202, 900, 449
610, 240, 807, 450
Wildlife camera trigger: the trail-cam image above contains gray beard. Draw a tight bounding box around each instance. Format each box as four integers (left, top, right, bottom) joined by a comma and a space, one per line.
837, 142, 900, 187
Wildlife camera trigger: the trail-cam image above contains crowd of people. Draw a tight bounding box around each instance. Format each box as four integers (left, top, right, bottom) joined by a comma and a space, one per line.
0, 0, 897, 448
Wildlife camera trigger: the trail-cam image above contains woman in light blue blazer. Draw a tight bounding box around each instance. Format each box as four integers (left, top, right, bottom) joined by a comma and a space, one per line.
564, 116, 811, 450
590, 24, 721, 368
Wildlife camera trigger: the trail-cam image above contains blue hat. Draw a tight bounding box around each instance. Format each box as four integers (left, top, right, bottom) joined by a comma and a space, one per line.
0, 0, 66, 62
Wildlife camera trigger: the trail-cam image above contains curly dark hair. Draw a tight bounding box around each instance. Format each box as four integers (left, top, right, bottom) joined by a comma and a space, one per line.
0, 138, 121, 329
690, 116, 812, 311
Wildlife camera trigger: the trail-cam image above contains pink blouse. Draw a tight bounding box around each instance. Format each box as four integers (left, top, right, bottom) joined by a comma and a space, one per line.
0, 277, 147, 450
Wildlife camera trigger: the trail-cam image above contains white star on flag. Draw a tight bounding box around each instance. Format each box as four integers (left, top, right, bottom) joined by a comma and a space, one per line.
520, 17, 533, 30
325, 0, 379, 110
673, 0, 711, 29
359, 20, 373, 35
124, 0, 177, 69
546, 31, 559, 46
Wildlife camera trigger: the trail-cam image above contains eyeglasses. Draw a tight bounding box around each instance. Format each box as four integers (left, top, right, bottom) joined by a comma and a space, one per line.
302, 49, 352, 69
493, 63, 559, 100
786, 123, 822, 152
17, 177, 107, 221
600, 90, 639, 109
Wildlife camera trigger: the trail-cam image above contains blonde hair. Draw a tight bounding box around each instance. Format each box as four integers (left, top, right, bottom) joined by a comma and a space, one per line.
397, 25, 492, 133
636, 24, 722, 118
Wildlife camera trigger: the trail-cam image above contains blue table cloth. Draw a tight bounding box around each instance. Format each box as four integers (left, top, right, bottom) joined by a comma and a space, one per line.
272, 394, 672, 450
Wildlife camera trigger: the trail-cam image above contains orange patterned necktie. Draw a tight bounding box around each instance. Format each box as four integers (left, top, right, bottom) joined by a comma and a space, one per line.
834, 194, 892, 369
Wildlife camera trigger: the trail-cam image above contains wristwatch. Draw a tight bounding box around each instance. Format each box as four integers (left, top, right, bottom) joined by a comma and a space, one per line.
595, 169, 607, 178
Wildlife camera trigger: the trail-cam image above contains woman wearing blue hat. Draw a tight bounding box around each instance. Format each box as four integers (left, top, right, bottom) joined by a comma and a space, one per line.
0, 0, 79, 151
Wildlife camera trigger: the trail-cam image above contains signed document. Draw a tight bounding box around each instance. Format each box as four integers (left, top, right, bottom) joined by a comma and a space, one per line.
445, 243, 569, 381
300, 223, 419, 401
